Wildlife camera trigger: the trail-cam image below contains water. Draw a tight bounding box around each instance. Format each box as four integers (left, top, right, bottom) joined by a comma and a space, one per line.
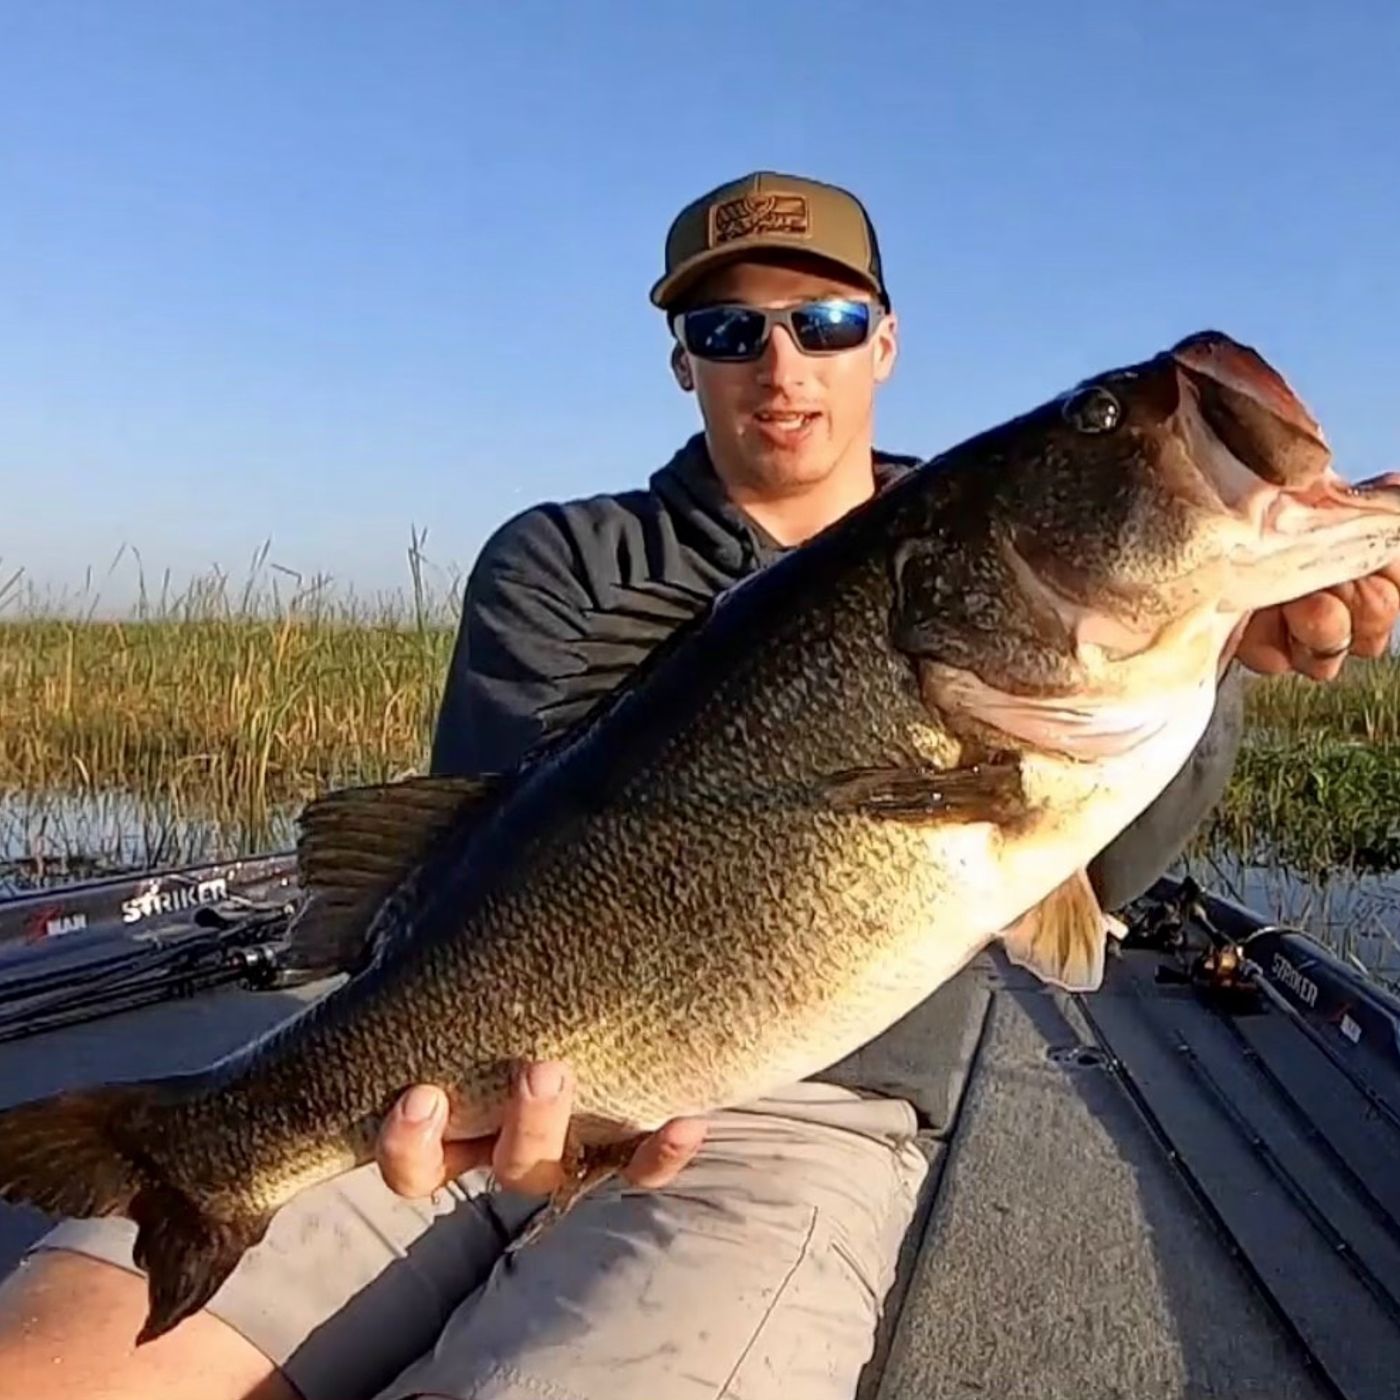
4, 792, 1399, 989
0, 790, 293, 895
1182, 852, 1400, 986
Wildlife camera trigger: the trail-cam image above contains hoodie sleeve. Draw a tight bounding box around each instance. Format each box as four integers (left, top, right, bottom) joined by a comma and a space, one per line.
1086, 663, 1246, 910
429, 508, 595, 778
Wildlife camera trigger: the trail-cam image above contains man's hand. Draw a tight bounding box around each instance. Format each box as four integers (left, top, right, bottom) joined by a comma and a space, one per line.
1235, 473, 1400, 682
375, 1061, 707, 1199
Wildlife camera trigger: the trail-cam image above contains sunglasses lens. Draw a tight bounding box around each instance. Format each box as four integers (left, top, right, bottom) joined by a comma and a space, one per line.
680, 306, 770, 361
789, 300, 873, 352
678, 300, 876, 361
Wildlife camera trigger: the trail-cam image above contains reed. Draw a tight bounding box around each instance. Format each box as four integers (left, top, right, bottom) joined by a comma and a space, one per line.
1177, 659, 1400, 880
0, 540, 461, 879
1241, 655, 1400, 746
5, 545, 1400, 895
1198, 734, 1400, 878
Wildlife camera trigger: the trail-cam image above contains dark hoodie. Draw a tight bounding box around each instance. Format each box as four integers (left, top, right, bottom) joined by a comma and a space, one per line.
430, 435, 1244, 1120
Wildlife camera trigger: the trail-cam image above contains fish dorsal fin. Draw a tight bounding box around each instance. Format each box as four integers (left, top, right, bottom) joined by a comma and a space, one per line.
999, 868, 1108, 992
284, 774, 502, 976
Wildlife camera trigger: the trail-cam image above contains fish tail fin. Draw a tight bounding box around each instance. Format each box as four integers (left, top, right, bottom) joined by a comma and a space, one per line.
0, 1085, 270, 1344
0, 1085, 148, 1220
128, 1182, 270, 1344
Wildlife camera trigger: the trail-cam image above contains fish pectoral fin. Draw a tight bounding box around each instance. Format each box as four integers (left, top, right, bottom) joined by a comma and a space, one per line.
918, 662, 1183, 760
287, 774, 505, 975
817, 759, 1024, 823
999, 869, 1109, 992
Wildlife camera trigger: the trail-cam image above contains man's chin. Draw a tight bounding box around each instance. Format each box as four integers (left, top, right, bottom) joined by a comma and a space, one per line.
745, 459, 834, 496
741, 439, 836, 489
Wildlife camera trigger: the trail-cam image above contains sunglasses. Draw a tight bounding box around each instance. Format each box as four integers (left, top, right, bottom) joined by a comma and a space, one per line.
671, 298, 882, 363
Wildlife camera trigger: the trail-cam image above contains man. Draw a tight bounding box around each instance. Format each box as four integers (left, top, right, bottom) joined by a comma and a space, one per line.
1, 171, 1397, 1400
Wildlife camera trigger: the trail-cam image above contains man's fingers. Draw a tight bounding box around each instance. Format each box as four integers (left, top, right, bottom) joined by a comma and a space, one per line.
1279, 571, 1400, 673
1281, 590, 1354, 680
1237, 560, 1400, 679
379, 1085, 492, 1198
622, 1117, 708, 1188
380, 1071, 706, 1199
491, 1060, 574, 1195
1306, 472, 1400, 657
1349, 572, 1400, 657
440, 1138, 499, 1182
1235, 607, 1294, 676
1281, 588, 1354, 654
1286, 635, 1348, 681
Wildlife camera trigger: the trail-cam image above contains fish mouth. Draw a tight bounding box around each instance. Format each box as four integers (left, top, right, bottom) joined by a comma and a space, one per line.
1172, 330, 1329, 486
1169, 330, 1400, 608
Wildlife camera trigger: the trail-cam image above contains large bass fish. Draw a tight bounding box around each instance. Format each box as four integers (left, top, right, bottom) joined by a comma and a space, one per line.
3, 331, 1398, 1345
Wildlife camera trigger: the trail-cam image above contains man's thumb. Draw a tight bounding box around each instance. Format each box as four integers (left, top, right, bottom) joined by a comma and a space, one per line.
397, 1084, 447, 1128
378, 1084, 450, 1198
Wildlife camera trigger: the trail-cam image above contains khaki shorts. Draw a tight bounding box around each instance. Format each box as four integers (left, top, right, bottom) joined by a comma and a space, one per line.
35, 1082, 929, 1400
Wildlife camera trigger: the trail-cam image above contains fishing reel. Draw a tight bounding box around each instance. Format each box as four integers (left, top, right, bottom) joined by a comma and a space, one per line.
1121, 877, 1262, 1013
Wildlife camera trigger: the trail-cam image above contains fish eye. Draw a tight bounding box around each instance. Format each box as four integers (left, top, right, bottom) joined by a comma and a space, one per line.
1062, 386, 1122, 434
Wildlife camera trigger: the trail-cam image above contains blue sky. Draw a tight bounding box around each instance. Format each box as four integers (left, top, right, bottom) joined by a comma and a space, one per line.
3, 1, 1399, 612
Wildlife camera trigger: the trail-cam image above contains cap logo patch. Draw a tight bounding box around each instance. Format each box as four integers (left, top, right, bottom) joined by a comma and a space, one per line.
710, 193, 810, 245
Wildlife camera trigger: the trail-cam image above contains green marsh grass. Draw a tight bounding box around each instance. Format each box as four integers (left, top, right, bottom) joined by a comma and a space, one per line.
1242, 654, 1400, 746
1193, 659, 1400, 880
1, 541, 461, 880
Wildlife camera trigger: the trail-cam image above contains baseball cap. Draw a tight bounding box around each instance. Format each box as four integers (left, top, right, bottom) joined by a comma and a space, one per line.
649, 171, 890, 312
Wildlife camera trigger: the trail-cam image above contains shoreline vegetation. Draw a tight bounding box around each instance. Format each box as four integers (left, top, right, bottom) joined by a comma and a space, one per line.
0, 541, 462, 876
3, 550, 1399, 974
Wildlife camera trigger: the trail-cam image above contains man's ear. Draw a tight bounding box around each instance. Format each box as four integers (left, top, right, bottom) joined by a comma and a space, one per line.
671, 343, 695, 393
872, 310, 899, 387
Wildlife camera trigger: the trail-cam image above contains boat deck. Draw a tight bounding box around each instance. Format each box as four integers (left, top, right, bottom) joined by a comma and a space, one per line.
865, 945, 1399, 1399
2, 881, 1398, 1399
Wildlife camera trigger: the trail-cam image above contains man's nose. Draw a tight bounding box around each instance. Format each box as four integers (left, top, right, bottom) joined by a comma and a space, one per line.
755, 325, 811, 387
